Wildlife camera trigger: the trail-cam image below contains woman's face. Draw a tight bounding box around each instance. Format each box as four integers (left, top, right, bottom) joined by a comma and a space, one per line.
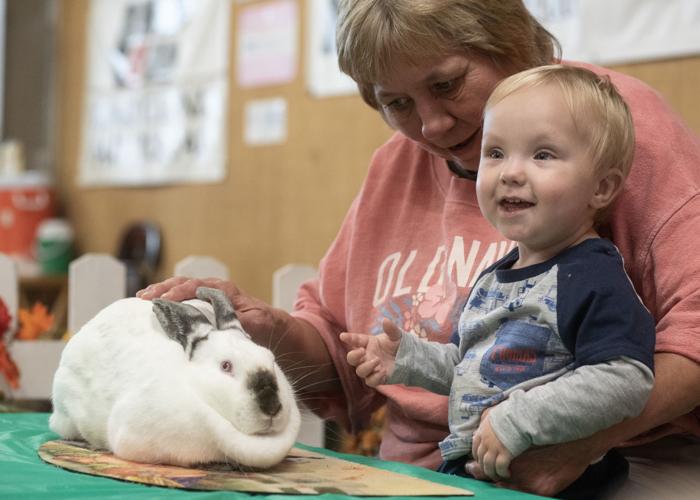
373, 53, 509, 172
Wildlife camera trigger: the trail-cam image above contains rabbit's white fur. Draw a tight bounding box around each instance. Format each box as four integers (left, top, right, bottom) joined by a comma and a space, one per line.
49, 292, 301, 468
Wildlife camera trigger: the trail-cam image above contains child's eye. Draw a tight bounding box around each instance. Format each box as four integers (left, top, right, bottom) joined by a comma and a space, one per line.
484, 148, 504, 159
534, 150, 555, 160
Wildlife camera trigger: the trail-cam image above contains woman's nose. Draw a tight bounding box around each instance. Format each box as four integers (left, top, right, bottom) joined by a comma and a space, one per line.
417, 101, 455, 141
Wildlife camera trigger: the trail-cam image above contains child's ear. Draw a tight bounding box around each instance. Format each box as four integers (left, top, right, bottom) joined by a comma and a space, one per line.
590, 169, 624, 209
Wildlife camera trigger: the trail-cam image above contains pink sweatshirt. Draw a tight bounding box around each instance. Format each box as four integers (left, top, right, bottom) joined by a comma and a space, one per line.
293, 62, 700, 468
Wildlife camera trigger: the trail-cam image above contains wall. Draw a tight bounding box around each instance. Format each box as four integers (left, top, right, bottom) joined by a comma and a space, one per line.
56, 0, 700, 302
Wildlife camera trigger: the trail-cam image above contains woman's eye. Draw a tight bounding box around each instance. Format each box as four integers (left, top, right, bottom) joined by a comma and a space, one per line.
220, 360, 233, 373
433, 80, 455, 92
383, 97, 411, 114
433, 76, 463, 96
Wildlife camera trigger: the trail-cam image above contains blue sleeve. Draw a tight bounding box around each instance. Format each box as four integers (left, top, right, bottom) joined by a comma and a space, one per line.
557, 245, 655, 371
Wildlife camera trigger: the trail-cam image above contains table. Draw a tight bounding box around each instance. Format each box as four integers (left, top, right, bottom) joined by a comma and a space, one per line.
0, 413, 546, 499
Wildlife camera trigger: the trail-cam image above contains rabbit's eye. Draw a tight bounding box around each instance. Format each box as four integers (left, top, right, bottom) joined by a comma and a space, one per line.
220, 360, 233, 373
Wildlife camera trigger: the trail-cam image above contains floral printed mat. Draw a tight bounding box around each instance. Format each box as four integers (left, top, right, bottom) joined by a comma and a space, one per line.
39, 440, 473, 496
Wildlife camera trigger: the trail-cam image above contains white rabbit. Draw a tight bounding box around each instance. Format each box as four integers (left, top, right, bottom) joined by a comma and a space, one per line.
49, 287, 301, 468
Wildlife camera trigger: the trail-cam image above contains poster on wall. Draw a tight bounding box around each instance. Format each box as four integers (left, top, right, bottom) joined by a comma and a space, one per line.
306, 0, 357, 98
525, 0, 700, 65
243, 97, 288, 146
236, 0, 298, 88
79, 0, 231, 187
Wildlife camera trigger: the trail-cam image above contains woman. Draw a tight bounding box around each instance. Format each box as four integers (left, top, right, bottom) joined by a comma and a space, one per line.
139, 1, 700, 497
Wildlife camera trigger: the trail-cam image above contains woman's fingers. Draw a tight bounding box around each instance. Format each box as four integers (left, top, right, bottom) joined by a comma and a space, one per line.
136, 276, 192, 299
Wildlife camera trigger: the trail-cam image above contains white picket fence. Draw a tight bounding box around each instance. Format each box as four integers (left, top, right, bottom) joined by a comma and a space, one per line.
0, 253, 325, 447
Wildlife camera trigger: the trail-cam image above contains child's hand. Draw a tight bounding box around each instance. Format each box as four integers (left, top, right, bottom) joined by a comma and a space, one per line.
339, 319, 402, 387
471, 413, 513, 481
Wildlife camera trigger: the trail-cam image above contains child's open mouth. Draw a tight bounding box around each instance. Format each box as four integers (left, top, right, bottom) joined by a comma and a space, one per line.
499, 198, 535, 212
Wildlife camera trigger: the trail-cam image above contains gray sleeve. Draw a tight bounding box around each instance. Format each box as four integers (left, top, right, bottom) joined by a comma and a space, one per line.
386, 332, 461, 395
488, 357, 654, 457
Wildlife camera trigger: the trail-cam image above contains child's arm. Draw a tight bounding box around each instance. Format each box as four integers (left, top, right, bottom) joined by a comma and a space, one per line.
340, 319, 462, 393
486, 357, 653, 463
471, 357, 652, 481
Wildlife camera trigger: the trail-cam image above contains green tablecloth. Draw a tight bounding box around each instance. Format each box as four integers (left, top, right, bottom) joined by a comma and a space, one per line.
0, 413, 547, 499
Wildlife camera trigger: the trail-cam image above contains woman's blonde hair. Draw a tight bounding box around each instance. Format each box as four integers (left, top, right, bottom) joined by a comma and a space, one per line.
336, 0, 560, 109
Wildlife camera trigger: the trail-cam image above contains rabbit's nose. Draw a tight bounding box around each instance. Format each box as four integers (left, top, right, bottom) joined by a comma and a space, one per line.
247, 369, 282, 417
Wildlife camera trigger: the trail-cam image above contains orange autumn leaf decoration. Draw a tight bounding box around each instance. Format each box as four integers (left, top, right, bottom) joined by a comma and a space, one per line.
0, 297, 20, 389
17, 303, 55, 340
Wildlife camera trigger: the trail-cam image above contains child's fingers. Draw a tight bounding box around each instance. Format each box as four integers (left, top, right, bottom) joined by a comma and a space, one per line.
365, 364, 387, 387
471, 432, 482, 465
339, 331, 370, 349
495, 454, 511, 480
481, 451, 497, 480
346, 347, 366, 367
382, 319, 403, 342
355, 357, 382, 379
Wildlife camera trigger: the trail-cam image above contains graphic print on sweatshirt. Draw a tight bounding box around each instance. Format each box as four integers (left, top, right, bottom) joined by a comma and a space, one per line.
456, 265, 574, 398
370, 237, 516, 339
480, 321, 552, 390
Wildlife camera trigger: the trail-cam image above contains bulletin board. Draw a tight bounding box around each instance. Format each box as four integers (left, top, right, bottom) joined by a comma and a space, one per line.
55, 0, 700, 303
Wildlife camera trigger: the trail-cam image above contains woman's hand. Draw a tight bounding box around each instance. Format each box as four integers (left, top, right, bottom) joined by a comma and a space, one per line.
137, 277, 277, 338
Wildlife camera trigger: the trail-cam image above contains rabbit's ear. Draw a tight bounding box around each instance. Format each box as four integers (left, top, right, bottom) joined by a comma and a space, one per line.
152, 299, 212, 357
195, 287, 247, 336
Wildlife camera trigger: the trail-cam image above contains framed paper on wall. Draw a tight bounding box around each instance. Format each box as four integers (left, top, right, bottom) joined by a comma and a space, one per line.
79, 0, 231, 187
306, 0, 357, 98
525, 0, 700, 65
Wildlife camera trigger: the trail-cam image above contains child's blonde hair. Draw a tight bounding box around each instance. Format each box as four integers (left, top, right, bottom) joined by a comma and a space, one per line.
486, 64, 635, 180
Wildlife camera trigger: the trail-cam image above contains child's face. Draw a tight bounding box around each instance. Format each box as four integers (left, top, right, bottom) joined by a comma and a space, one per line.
477, 83, 603, 262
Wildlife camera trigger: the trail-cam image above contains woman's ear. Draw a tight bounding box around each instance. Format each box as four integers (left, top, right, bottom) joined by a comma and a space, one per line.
590, 168, 624, 209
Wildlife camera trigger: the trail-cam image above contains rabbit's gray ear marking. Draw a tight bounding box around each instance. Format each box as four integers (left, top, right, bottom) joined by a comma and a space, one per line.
195, 287, 246, 335
153, 299, 211, 357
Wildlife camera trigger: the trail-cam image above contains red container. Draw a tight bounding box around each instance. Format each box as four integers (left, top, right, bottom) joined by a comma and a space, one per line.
0, 173, 55, 259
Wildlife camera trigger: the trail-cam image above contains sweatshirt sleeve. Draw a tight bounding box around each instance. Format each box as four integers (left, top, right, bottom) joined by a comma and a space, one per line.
292, 195, 385, 433
601, 65, 700, 432
387, 331, 461, 395
488, 357, 654, 457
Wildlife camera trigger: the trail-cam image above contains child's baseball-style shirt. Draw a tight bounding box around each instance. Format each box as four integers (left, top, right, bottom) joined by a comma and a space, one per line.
389, 238, 655, 460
